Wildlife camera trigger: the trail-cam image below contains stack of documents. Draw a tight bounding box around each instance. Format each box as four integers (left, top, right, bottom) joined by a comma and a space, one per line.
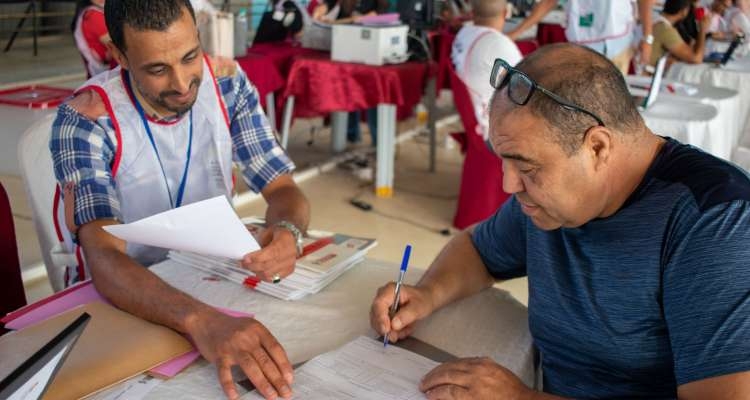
103, 196, 377, 301
169, 226, 377, 300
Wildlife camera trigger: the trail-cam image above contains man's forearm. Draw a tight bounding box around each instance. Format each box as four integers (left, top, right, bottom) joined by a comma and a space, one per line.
638, 0, 654, 38
693, 33, 707, 63
416, 230, 496, 312
80, 223, 214, 334
263, 176, 310, 232
509, 0, 557, 38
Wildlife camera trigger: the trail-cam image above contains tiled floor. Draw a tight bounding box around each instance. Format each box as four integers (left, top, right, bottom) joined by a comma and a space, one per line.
2, 34, 529, 309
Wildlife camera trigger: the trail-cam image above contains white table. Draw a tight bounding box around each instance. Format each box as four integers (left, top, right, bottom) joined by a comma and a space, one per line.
93, 258, 534, 399
667, 57, 750, 168
629, 76, 741, 161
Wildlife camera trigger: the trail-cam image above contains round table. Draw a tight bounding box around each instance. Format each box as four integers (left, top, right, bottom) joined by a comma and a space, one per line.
667, 57, 750, 167
628, 75, 741, 161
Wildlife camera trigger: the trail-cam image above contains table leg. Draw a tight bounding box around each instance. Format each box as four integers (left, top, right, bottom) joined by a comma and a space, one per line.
265, 92, 276, 132
280, 95, 295, 149
32, 1, 37, 56
375, 104, 396, 198
3, 2, 32, 53
426, 75, 437, 173
330, 111, 348, 153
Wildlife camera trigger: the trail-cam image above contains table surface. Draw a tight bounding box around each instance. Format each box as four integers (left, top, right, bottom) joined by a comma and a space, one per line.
667, 57, 750, 163
92, 258, 534, 399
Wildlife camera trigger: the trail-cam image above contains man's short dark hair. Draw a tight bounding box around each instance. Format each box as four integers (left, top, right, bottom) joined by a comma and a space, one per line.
496, 44, 645, 155
105, 0, 196, 52
663, 0, 692, 15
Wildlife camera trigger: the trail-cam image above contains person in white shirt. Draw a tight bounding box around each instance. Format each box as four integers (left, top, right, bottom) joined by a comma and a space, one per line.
507, 0, 655, 75
190, 0, 216, 14
727, 0, 750, 34
707, 0, 732, 37
451, 0, 522, 140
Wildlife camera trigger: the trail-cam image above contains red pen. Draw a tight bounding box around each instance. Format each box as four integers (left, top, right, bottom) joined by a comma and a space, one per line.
667, 84, 675, 93
243, 276, 260, 288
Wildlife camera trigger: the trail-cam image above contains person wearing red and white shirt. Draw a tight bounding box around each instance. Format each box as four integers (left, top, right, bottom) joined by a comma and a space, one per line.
72, 0, 115, 78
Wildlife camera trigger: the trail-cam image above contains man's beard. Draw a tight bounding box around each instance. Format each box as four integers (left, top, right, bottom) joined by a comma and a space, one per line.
142, 77, 201, 116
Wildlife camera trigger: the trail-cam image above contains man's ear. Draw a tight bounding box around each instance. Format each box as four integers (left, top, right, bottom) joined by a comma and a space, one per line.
584, 126, 613, 171
107, 42, 129, 71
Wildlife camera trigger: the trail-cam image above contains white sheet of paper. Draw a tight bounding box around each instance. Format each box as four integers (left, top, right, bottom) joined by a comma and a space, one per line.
95, 374, 162, 400
103, 196, 260, 259
242, 336, 439, 400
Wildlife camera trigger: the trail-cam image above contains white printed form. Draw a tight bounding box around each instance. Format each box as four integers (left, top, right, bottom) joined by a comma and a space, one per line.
242, 336, 439, 400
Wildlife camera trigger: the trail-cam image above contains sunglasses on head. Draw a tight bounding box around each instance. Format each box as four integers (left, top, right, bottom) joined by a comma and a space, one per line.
490, 58, 606, 127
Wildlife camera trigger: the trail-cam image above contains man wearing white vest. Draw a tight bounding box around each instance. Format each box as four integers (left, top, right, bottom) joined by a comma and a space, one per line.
507, 0, 656, 74
49, 1, 309, 398
451, 0, 522, 140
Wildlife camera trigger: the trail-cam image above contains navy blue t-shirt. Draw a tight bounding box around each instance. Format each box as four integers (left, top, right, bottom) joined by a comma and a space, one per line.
472, 138, 750, 398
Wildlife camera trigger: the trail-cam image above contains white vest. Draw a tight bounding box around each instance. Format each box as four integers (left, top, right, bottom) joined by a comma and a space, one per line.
452, 25, 522, 139
53, 57, 234, 286
73, 6, 109, 77
565, 0, 634, 44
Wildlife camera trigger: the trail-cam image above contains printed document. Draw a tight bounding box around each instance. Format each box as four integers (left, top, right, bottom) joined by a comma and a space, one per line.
242, 336, 439, 399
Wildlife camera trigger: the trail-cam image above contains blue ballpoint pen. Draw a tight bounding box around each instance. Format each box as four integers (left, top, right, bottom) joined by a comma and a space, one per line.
384, 244, 412, 347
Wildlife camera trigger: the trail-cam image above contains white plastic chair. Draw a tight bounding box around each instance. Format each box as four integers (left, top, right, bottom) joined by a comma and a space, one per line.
17, 113, 70, 292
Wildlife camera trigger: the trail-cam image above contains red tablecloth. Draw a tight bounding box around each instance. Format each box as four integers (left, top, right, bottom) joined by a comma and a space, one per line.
247, 42, 324, 76
236, 54, 285, 109
536, 23, 568, 46
282, 54, 431, 119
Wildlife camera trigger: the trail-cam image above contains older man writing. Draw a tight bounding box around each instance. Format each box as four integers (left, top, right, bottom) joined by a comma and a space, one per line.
371, 44, 750, 399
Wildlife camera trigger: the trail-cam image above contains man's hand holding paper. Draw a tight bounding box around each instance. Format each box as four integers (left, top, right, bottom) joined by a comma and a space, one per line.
241, 226, 298, 283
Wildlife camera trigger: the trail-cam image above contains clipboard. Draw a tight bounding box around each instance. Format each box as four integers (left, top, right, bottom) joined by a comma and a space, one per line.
0, 313, 90, 400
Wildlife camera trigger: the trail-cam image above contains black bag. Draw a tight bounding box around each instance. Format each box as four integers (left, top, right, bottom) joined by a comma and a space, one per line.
253, 0, 305, 44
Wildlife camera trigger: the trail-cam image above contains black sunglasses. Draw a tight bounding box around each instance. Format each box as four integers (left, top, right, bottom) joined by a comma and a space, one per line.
490, 58, 606, 127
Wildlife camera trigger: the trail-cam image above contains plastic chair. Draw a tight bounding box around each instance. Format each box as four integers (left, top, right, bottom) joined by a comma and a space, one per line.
448, 63, 511, 229
0, 180, 25, 319
18, 114, 68, 292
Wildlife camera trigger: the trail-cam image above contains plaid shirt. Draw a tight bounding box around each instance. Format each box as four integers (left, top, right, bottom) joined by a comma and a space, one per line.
50, 66, 294, 227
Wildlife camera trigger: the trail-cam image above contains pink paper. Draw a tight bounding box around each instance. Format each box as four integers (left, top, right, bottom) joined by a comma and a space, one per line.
358, 12, 401, 26
5, 281, 253, 379
5, 281, 108, 330
149, 350, 201, 377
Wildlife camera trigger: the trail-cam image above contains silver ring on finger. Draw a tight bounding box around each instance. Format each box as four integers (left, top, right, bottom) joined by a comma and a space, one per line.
272, 273, 281, 284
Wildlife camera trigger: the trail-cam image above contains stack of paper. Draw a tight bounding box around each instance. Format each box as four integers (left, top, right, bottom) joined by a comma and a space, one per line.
102, 196, 377, 300
169, 228, 377, 300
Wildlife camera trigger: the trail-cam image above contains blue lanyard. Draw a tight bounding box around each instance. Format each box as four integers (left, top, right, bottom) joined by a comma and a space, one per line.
124, 73, 193, 208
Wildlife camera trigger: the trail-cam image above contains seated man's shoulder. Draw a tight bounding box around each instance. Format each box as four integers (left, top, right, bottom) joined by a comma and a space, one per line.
658, 143, 750, 211
63, 90, 108, 121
